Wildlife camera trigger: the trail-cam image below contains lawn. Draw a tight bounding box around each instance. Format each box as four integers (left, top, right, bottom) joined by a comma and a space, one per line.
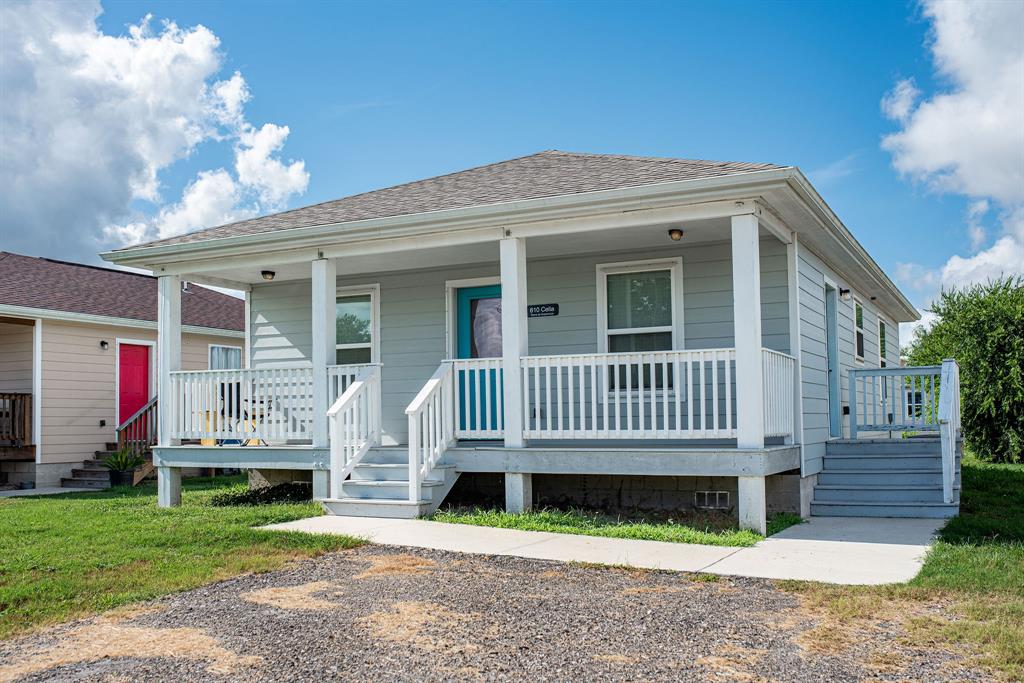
431, 506, 803, 547
781, 455, 1024, 680
0, 476, 362, 639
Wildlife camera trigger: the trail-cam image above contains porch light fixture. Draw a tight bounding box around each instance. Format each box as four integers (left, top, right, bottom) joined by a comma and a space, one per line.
99, 340, 109, 350
839, 288, 852, 301
668, 228, 684, 241
261, 270, 276, 281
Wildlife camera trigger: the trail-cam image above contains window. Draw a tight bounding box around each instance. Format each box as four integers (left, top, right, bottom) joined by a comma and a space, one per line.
335, 285, 379, 365
209, 344, 242, 370
878, 319, 888, 368
597, 258, 682, 388
854, 299, 865, 361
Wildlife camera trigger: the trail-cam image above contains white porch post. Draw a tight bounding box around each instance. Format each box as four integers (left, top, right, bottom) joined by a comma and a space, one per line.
311, 258, 336, 499
732, 214, 766, 533
157, 275, 182, 507
500, 236, 527, 449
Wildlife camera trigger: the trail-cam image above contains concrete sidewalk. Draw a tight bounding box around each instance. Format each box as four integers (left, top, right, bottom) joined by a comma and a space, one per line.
265, 514, 944, 585
0, 486, 93, 498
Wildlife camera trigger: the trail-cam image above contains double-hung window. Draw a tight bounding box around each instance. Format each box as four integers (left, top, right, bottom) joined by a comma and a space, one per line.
209, 344, 242, 370
854, 299, 865, 362
335, 285, 379, 365
597, 258, 682, 388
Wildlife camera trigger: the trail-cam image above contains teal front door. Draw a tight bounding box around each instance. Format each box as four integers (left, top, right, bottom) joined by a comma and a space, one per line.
456, 285, 503, 436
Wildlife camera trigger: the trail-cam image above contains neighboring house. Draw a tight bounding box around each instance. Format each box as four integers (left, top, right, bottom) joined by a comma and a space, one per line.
0, 252, 244, 488
101, 151, 962, 530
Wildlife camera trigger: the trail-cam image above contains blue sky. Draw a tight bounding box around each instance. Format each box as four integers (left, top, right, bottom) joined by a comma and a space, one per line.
5, 1, 1021, 319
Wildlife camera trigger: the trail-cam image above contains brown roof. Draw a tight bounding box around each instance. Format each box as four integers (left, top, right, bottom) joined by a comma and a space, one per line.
0, 252, 244, 331
123, 150, 783, 250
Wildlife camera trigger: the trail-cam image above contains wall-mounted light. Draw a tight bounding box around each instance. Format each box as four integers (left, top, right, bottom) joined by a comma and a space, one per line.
99, 340, 109, 350
668, 228, 684, 242
839, 288, 852, 301
261, 270, 276, 282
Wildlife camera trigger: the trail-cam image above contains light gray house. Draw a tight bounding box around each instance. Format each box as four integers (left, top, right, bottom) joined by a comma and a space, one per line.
101, 151, 962, 532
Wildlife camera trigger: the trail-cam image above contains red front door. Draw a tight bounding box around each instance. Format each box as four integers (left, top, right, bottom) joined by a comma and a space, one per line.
119, 344, 150, 424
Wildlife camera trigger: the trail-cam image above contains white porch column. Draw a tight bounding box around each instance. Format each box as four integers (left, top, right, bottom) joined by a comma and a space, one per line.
500, 236, 528, 448
157, 275, 182, 507
731, 214, 765, 449
311, 259, 336, 449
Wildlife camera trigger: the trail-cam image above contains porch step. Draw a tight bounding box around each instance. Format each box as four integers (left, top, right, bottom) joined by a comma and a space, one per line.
821, 453, 957, 471
350, 463, 454, 482
61, 474, 108, 489
321, 497, 433, 519
817, 469, 959, 487
826, 439, 941, 456
809, 500, 959, 519
322, 456, 461, 519
812, 484, 952, 504
339, 479, 447, 500
360, 447, 410, 465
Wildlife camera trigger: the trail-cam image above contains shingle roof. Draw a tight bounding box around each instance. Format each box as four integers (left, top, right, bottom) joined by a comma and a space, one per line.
122, 150, 783, 250
0, 252, 244, 331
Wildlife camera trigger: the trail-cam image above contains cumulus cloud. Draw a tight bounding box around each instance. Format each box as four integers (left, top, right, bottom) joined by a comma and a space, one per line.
0, 1, 308, 262
883, 0, 1024, 313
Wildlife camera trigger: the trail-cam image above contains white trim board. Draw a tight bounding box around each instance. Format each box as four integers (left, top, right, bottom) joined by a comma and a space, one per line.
595, 257, 684, 353
0, 304, 243, 339
335, 283, 381, 364
32, 318, 42, 464
445, 276, 500, 359
114, 338, 157, 427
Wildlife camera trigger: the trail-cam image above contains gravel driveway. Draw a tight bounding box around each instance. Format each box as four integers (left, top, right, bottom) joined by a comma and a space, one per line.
0, 545, 987, 682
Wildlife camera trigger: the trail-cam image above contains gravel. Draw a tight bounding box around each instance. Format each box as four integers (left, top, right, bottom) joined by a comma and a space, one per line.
1, 545, 986, 682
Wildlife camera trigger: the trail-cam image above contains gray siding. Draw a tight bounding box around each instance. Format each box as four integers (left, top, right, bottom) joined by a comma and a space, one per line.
250, 241, 789, 445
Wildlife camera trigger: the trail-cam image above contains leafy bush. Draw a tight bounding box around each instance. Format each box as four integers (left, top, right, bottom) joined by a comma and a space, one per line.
210, 481, 313, 506
906, 277, 1024, 463
102, 448, 146, 471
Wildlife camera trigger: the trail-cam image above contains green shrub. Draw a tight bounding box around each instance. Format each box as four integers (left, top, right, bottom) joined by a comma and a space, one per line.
906, 277, 1024, 463
102, 448, 146, 471
210, 481, 313, 506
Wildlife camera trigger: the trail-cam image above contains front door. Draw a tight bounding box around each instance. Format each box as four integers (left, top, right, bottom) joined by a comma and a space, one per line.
118, 344, 150, 425
456, 285, 502, 435
824, 284, 842, 437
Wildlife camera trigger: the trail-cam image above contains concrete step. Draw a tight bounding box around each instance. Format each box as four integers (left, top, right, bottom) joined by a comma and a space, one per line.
350, 463, 453, 482
61, 476, 108, 490
826, 440, 942, 456
822, 454, 952, 471
812, 485, 952, 503
817, 469, 958, 487
71, 468, 110, 479
321, 497, 432, 518
78, 461, 107, 472
339, 479, 445, 500
810, 500, 958, 519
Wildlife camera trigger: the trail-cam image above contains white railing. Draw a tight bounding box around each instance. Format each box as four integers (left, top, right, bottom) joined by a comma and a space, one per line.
406, 363, 455, 502
452, 358, 505, 439
762, 349, 796, 438
171, 367, 315, 442
328, 365, 382, 498
520, 349, 738, 439
848, 365, 943, 437
937, 359, 961, 504
328, 363, 378, 407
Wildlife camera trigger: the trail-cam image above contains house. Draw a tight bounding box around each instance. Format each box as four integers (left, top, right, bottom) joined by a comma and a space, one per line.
0, 252, 245, 489
100, 151, 962, 531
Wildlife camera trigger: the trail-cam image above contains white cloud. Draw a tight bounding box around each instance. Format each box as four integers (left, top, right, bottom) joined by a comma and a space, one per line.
0, 1, 309, 262
884, 0, 1024, 305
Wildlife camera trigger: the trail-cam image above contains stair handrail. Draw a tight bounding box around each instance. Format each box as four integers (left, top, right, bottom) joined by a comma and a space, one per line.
117, 396, 158, 459
405, 362, 455, 503
937, 358, 960, 504
327, 364, 382, 499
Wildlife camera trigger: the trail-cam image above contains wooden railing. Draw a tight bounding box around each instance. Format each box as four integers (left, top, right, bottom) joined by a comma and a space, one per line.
937, 359, 961, 504
848, 365, 943, 437
0, 393, 32, 446
762, 349, 796, 438
328, 363, 379, 407
406, 363, 455, 502
117, 396, 157, 458
328, 365, 382, 498
519, 349, 739, 439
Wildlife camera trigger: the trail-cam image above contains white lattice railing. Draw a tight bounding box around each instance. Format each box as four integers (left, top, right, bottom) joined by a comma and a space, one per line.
406, 363, 455, 502
519, 349, 739, 439
762, 349, 796, 438
328, 365, 382, 498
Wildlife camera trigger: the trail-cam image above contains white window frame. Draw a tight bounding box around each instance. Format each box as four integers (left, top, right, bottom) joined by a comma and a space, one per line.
853, 298, 866, 363
335, 283, 380, 365
596, 257, 684, 353
877, 317, 889, 368
208, 343, 243, 370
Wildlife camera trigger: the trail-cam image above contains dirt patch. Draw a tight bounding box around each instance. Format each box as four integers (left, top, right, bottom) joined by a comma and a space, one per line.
354, 554, 437, 579
695, 643, 769, 682
357, 600, 479, 652
241, 581, 343, 610
96, 604, 168, 624
620, 585, 691, 595
0, 622, 261, 680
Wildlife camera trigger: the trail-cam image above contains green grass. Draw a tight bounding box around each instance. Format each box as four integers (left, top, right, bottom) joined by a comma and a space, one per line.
781, 455, 1024, 680
0, 476, 363, 639
431, 506, 803, 547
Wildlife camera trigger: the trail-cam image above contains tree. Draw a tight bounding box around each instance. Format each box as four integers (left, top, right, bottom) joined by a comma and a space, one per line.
905, 277, 1024, 463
